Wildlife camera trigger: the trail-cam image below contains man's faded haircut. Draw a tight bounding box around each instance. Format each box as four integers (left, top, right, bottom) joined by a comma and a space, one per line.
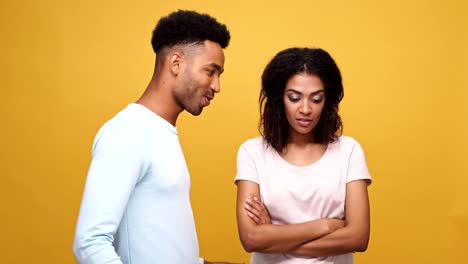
151, 10, 230, 53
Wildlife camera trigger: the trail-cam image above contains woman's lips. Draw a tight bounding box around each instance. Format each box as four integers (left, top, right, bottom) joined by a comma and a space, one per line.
297, 118, 312, 127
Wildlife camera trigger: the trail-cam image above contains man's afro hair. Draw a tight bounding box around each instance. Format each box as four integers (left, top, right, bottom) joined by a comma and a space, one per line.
151, 10, 230, 53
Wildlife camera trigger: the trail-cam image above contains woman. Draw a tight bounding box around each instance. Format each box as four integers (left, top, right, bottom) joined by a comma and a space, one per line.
235, 48, 372, 263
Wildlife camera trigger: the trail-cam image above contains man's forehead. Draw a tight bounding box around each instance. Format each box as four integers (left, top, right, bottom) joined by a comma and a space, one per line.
187, 42, 224, 63
187, 41, 223, 55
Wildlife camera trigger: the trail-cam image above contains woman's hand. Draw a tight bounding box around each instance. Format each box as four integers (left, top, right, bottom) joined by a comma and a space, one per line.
325, 218, 345, 233
244, 196, 272, 225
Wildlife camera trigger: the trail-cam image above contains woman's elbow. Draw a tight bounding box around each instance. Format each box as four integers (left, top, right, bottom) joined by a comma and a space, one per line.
241, 241, 255, 253
352, 234, 369, 252
354, 241, 368, 252
240, 230, 264, 253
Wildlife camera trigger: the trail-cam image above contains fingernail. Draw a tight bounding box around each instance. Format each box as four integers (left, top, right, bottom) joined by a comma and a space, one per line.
253, 197, 258, 201
246, 198, 251, 203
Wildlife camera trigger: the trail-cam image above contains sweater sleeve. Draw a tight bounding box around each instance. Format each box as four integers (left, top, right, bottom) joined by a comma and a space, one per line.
73, 126, 148, 264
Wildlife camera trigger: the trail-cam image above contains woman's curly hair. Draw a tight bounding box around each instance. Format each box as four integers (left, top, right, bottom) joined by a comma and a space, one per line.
259, 48, 344, 152
151, 10, 230, 53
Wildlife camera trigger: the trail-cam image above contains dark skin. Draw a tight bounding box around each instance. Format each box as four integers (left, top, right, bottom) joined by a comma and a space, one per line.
236, 73, 370, 257
243, 180, 370, 257
138, 41, 242, 264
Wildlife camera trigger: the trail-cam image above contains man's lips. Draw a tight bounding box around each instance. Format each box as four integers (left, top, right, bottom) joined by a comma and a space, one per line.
202, 96, 213, 106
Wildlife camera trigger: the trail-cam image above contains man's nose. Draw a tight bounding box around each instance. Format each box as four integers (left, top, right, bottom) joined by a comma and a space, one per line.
211, 77, 220, 93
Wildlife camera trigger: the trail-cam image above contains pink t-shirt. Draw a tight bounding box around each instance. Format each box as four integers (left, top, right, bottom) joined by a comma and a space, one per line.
235, 136, 372, 264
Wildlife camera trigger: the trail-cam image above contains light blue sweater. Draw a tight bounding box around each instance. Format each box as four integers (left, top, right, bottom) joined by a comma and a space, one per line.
73, 104, 202, 264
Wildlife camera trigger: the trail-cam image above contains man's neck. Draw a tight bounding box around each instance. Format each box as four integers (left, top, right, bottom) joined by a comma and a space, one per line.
136, 80, 182, 126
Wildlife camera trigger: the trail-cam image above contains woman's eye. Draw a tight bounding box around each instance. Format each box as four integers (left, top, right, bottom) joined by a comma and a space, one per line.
312, 95, 323, 103
288, 95, 300, 102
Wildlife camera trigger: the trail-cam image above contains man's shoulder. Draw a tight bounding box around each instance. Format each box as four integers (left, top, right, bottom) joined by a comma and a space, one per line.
92, 105, 151, 147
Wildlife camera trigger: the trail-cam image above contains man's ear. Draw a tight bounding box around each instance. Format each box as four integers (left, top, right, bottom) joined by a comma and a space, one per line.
169, 51, 183, 75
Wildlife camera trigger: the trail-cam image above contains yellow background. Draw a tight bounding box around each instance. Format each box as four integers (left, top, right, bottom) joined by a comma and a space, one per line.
1, 0, 467, 263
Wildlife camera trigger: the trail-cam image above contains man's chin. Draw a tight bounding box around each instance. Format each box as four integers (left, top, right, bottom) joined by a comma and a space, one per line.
186, 107, 203, 116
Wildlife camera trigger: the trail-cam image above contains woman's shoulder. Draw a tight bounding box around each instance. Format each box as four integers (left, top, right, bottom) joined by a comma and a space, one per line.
329, 135, 364, 153
239, 136, 266, 150
335, 135, 360, 145
238, 136, 273, 156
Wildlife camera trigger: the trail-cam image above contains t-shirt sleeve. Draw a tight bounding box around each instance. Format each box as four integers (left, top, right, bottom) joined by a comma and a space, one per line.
346, 141, 372, 185
234, 143, 259, 184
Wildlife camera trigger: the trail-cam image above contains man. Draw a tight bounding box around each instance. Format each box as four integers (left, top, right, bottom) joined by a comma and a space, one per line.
73, 10, 234, 264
